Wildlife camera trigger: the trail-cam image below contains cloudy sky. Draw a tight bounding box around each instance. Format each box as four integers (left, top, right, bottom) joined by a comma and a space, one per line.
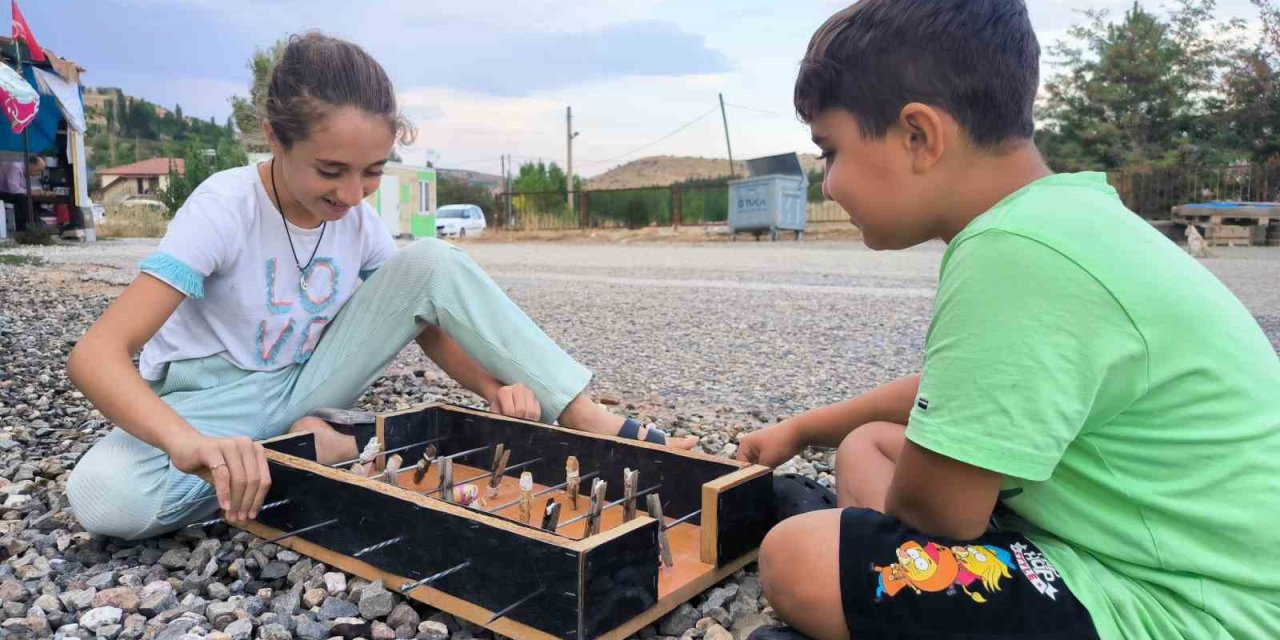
24, 0, 1266, 177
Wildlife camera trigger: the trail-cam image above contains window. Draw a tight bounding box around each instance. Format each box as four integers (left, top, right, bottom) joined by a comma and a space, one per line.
419, 180, 431, 211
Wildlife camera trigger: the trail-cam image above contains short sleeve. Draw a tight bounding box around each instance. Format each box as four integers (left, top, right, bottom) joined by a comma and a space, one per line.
906, 230, 1147, 481
358, 203, 397, 280
139, 192, 244, 298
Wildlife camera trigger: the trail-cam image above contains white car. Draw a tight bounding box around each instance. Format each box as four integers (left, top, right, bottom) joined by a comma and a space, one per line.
436, 204, 486, 238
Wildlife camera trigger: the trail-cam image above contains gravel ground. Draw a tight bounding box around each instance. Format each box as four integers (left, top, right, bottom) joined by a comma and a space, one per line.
1, 238, 1277, 640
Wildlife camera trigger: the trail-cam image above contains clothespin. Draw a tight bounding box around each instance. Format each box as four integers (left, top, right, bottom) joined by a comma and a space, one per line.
488, 445, 511, 498
585, 478, 607, 536
382, 454, 403, 485
622, 468, 639, 522
439, 459, 455, 502
647, 494, 674, 568
518, 472, 534, 523
540, 498, 562, 531
565, 456, 581, 509
412, 444, 438, 484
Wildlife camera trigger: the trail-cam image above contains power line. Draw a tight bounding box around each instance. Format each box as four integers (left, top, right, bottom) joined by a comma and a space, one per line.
577, 106, 720, 168
725, 102, 797, 119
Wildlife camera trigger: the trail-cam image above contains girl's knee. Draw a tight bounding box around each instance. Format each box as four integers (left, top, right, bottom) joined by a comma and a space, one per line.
66, 463, 159, 540
288, 416, 331, 435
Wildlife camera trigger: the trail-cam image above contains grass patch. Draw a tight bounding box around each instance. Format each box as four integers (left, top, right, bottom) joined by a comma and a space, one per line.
0, 253, 45, 267
96, 204, 170, 238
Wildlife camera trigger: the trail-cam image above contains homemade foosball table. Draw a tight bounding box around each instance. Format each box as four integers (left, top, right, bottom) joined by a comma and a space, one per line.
226, 403, 774, 640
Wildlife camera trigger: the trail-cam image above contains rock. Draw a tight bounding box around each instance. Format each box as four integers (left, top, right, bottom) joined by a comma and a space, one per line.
86, 571, 117, 590
0, 579, 28, 603
121, 613, 147, 639
728, 596, 759, 620
258, 622, 292, 640
33, 593, 61, 613
276, 550, 301, 563
317, 597, 358, 621
225, 618, 254, 640
2, 601, 24, 619
660, 604, 701, 637
730, 613, 773, 640
206, 601, 241, 629
60, 587, 96, 611
93, 587, 141, 612
330, 618, 372, 639
323, 573, 346, 596
272, 586, 302, 617
417, 620, 449, 640
157, 548, 191, 570
154, 618, 198, 640
243, 596, 267, 618
294, 618, 330, 640
207, 582, 231, 600
700, 585, 739, 615
386, 603, 419, 630
372, 621, 397, 640
96, 623, 123, 639
79, 606, 122, 631
260, 562, 290, 581
704, 623, 733, 640
358, 582, 394, 619
708, 607, 731, 628
140, 581, 178, 616
208, 633, 233, 640
287, 559, 313, 585
303, 587, 327, 609
737, 577, 762, 603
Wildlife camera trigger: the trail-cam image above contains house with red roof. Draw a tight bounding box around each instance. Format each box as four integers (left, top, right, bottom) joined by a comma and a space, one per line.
94, 157, 185, 206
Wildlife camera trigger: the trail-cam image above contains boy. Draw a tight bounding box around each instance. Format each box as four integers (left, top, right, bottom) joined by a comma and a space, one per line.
737, 1, 1280, 639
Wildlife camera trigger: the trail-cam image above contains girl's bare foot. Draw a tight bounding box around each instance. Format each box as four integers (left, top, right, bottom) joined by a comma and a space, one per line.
558, 396, 698, 450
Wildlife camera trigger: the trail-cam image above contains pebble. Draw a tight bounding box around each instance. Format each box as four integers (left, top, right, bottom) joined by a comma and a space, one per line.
358, 581, 395, 619
417, 620, 449, 640
318, 597, 359, 621
79, 606, 122, 631
323, 573, 347, 596
225, 617, 254, 640
259, 622, 292, 640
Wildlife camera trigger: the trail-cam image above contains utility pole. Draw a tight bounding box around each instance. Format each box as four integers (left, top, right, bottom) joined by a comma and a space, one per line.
505, 154, 513, 226
566, 107, 580, 214
719, 93, 735, 178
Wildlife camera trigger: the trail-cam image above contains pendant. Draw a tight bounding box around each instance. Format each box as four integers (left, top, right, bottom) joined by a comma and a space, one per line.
299, 266, 310, 291
300, 278, 309, 292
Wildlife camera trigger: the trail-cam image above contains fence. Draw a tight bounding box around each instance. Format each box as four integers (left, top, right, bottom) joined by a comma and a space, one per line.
492, 184, 843, 231
1107, 162, 1280, 218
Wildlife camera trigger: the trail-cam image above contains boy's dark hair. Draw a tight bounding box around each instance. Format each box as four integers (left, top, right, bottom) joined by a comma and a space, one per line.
795, 0, 1039, 147
266, 32, 415, 149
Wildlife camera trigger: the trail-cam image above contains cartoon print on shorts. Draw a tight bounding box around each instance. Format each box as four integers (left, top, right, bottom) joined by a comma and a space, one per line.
872, 540, 1013, 604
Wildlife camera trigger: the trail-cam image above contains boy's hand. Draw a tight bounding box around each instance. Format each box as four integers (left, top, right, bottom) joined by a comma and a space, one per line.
736, 420, 806, 467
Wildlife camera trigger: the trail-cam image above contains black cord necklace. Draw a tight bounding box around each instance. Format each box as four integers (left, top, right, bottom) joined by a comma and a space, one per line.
270, 159, 326, 290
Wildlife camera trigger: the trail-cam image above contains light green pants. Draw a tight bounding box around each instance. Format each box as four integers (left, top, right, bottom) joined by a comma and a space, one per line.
67, 239, 592, 540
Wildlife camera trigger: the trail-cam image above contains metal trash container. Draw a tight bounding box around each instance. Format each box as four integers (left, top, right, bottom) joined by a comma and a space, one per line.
728, 153, 809, 241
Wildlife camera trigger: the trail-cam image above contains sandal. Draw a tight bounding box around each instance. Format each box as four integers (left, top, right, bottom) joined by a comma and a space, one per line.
616, 417, 670, 444
772, 473, 837, 521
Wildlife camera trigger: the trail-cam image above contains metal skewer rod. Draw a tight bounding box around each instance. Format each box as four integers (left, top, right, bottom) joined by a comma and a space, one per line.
333, 435, 449, 468
558, 484, 662, 529
256, 518, 339, 545
351, 535, 405, 558
485, 587, 547, 624
422, 457, 544, 496
485, 471, 602, 512
399, 560, 472, 593
185, 499, 292, 528
663, 509, 702, 530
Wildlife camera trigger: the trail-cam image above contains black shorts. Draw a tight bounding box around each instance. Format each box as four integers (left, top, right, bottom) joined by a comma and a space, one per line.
839, 508, 1100, 639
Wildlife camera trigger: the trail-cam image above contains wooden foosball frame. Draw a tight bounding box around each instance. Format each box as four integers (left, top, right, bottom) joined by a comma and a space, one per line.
237, 403, 774, 640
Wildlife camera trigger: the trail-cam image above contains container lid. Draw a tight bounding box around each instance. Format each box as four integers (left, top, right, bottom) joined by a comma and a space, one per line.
745, 153, 806, 178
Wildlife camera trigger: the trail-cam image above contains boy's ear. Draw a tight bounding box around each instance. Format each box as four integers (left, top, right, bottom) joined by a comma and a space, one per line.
896, 103, 947, 173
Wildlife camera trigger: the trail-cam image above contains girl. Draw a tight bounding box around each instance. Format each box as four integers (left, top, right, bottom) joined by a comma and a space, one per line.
66, 33, 692, 541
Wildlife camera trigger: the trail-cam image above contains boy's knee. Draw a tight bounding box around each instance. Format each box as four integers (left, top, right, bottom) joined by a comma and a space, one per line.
836, 422, 904, 465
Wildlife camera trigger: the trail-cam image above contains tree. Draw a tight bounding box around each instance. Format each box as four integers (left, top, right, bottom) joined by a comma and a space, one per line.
230, 40, 287, 153
438, 173, 496, 212
1038, 1, 1245, 170
158, 140, 249, 213
1216, 0, 1280, 162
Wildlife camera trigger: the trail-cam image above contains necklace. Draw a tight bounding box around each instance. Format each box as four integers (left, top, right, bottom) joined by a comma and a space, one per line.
270, 159, 326, 290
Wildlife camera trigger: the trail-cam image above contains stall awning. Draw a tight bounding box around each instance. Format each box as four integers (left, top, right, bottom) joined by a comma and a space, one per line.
32, 67, 84, 133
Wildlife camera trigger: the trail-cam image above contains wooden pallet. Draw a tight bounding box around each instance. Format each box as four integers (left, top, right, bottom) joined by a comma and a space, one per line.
240, 403, 774, 640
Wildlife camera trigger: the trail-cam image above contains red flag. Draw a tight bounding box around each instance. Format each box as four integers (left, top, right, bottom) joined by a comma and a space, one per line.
11, 1, 45, 63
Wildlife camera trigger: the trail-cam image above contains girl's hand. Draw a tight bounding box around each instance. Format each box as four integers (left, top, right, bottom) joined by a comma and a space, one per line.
486, 383, 542, 421
169, 434, 271, 523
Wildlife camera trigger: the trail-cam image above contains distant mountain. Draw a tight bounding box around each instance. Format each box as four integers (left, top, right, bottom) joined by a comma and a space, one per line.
437, 167, 503, 188
585, 154, 824, 190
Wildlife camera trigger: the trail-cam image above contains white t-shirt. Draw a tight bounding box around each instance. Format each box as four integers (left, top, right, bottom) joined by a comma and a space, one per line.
137, 164, 397, 381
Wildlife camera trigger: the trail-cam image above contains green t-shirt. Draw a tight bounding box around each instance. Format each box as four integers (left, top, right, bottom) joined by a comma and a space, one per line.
907, 172, 1280, 639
